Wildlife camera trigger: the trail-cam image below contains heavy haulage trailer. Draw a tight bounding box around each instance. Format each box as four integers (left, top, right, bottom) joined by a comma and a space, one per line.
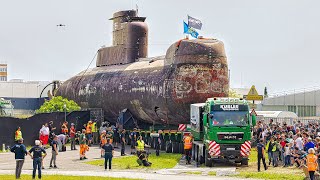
118, 97, 256, 167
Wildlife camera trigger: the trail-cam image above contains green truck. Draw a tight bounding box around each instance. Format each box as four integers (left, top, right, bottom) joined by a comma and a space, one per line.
190, 97, 256, 166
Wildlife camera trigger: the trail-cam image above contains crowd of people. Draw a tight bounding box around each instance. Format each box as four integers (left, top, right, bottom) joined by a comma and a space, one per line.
10, 119, 159, 179
254, 119, 320, 180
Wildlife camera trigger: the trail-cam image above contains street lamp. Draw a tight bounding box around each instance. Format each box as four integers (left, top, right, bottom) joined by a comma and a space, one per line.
63, 103, 66, 122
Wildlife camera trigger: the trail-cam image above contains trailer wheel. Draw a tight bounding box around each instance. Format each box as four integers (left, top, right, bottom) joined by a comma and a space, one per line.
179, 143, 184, 154
166, 141, 172, 153
173, 142, 180, 153
205, 150, 213, 167
241, 159, 248, 166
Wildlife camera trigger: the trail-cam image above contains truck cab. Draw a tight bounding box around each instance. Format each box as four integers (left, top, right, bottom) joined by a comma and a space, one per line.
190, 97, 256, 166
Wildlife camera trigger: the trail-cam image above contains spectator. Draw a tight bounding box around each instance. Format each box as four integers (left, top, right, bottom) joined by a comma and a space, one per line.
257, 139, 267, 172
102, 138, 114, 170
70, 123, 76, 150
295, 134, 304, 151
50, 136, 58, 168
305, 138, 315, 152
57, 134, 67, 152
10, 138, 27, 179
28, 140, 47, 179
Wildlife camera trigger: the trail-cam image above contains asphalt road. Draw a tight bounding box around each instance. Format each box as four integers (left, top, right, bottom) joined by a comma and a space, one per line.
0, 144, 251, 180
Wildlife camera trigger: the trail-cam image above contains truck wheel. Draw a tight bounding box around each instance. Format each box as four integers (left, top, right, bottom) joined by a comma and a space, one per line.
241, 159, 248, 166
192, 144, 195, 160
205, 150, 213, 167
166, 141, 172, 153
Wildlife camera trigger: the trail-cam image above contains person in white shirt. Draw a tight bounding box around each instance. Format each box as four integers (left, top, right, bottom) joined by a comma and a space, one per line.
39, 123, 50, 146
295, 134, 304, 151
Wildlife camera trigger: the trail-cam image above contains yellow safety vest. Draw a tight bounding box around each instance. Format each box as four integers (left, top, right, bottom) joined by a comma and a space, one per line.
136, 140, 145, 151
15, 130, 22, 141
92, 122, 97, 132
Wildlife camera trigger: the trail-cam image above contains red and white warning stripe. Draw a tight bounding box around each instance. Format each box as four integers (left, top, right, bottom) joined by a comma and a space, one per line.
208, 141, 220, 156
240, 141, 251, 157
178, 124, 186, 131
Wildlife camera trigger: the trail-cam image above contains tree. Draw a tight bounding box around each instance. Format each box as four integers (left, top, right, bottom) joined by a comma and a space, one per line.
229, 88, 242, 98
264, 87, 268, 98
36, 96, 81, 113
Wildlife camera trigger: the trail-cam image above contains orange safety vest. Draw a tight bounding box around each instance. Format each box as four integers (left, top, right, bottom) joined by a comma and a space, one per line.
86, 124, 92, 134
307, 154, 318, 171
184, 136, 192, 150
100, 134, 107, 145
62, 124, 68, 133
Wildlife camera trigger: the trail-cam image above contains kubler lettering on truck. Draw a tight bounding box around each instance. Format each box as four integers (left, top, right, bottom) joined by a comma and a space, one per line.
190, 97, 256, 167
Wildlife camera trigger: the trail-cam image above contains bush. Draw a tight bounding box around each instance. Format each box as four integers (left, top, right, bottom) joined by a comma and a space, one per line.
36, 96, 81, 113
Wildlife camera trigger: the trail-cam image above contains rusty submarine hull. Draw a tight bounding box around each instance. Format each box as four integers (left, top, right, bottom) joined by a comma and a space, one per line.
57, 10, 229, 125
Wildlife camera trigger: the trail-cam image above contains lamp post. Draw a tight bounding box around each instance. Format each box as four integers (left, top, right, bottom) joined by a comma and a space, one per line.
63, 103, 66, 122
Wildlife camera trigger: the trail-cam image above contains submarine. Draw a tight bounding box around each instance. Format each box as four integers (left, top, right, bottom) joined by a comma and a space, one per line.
57, 10, 229, 126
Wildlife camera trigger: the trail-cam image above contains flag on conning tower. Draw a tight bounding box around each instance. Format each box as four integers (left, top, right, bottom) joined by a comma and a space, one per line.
183, 21, 199, 38
188, 15, 202, 30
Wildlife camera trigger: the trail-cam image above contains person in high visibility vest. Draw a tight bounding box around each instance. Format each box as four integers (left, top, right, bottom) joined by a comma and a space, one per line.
85, 121, 93, 146
100, 130, 107, 158
183, 134, 193, 164
79, 129, 87, 160
307, 148, 318, 180
136, 136, 145, 155
92, 120, 98, 145
61, 121, 68, 135
15, 127, 22, 143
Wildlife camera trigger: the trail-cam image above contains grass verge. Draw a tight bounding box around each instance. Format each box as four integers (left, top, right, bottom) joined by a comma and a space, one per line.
208, 171, 217, 176
0, 175, 139, 180
234, 171, 305, 180
86, 153, 181, 170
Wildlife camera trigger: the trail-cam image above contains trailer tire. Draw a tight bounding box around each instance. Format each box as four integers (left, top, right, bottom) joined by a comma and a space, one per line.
161, 141, 166, 151
172, 142, 179, 153
241, 159, 248, 166
205, 150, 213, 167
166, 141, 172, 153
179, 143, 184, 154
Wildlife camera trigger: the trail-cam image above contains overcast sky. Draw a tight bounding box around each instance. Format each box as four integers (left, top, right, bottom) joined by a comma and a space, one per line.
0, 0, 319, 95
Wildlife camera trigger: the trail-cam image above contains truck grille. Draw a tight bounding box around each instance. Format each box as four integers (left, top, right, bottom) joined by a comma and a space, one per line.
217, 132, 244, 140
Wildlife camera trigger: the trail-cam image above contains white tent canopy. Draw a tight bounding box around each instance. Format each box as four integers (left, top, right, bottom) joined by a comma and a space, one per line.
254, 111, 298, 118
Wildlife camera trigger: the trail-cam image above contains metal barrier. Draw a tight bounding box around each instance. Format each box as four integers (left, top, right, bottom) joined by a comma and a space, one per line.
257, 116, 320, 126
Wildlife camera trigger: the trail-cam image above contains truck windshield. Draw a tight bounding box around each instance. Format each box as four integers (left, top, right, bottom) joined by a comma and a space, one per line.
210, 111, 248, 126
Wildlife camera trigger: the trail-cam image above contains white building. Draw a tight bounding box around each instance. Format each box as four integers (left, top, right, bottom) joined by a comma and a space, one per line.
259, 88, 320, 117
0, 80, 51, 98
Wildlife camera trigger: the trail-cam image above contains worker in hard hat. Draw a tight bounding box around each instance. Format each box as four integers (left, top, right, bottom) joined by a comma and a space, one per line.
135, 136, 151, 166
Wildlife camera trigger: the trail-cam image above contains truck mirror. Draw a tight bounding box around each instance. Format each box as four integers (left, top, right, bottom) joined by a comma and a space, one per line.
203, 113, 208, 126
251, 115, 256, 126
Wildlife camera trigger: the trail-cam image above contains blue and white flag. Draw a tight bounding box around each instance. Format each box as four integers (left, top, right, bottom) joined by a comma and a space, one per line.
183, 21, 199, 38
188, 15, 202, 30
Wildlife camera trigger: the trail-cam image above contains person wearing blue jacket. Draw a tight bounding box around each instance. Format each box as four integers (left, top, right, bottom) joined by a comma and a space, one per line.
10, 138, 27, 179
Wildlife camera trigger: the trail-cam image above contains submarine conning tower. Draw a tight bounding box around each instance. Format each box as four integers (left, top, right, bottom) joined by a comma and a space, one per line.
96, 10, 148, 66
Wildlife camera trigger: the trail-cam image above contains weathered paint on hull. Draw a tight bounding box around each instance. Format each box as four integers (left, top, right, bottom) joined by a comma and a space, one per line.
57, 39, 229, 125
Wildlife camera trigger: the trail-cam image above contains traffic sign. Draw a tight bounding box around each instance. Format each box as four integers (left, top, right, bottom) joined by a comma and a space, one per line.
250, 109, 257, 116
243, 85, 264, 101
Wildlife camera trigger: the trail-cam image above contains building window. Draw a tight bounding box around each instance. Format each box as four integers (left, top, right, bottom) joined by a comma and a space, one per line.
0, 67, 7, 72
